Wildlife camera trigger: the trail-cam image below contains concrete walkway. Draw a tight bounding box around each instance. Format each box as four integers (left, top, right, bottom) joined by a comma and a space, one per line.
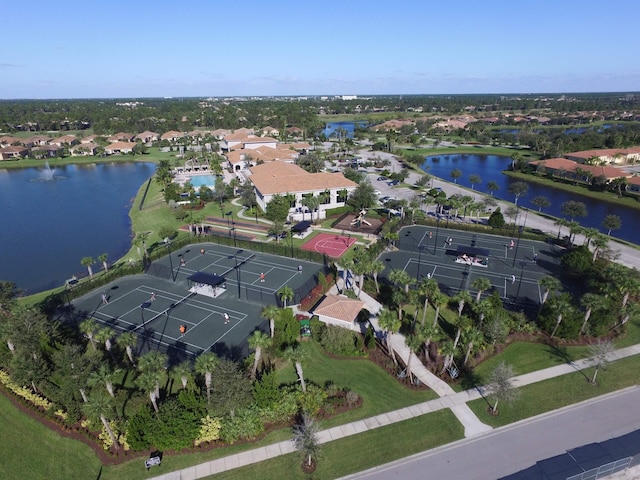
149, 340, 640, 480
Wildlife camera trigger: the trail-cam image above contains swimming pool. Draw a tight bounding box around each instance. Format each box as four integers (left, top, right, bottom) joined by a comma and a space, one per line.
185, 174, 218, 188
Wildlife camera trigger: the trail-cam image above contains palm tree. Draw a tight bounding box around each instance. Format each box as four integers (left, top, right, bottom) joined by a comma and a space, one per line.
472, 298, 494, 328
138, 350, 167, 402
81, 257, 95, 278
171, 361, 193, 390
430, 291, 447, 328
87, 364, 121, 398
539, 276, 561, 305
95, 327, 115, 355
389, 269, 412, 294
370, 260, 385, 294
248, 330, 272, 378
405, 333, 424, 383
292, 413, 320, 469
418, 322, 444, 363
587, 340, 614, 384
79, 318, 98, 351
452, 314, 471, 349
590, 233, 609, 263
278, 286, 294, 308
377, 308, 401, 365
454, 291, 472, 318
418, 277, 439, 324
98, 253, 109, 272
579, 293, 605, 336
531, 195, 551, 212
462, 326, 484, 366
439, 340, 457, 374
302, 196, 321, 224
116, 332, 137, 365
261, 304, 279, 338
469, 174, 482, 191
508, 181, 529, 206
82, 393, 119, 450
195, 352, 219, 403
135, 370, 161, 413
284, 343, 309, 393
391, 289, 408, 320
549, 293, 573, 338
486, 181, 499, 196
134, 232, 149, 260
601, 214, 621, 236
450, 168, 462, 184
471, 277, 491, 303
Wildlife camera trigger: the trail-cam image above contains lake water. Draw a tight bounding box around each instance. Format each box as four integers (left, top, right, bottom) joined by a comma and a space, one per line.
322, 121, 368, 139
0, 162, 155, 294
421, 154, 639, 244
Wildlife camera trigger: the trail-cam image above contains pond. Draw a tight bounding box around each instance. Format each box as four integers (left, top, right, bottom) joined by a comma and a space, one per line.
421, 154, 639, 244
322, 121, 368, 139
0, 162, 155, 294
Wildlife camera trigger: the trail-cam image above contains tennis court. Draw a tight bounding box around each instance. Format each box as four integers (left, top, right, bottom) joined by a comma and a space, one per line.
70, 244, 325, 363
381, 225, 565, 314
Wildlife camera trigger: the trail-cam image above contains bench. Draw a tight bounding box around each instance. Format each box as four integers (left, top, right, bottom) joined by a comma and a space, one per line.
145, 455, 161, 470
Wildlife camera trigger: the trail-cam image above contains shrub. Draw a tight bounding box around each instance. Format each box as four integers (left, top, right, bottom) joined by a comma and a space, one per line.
296, 384, 327, 416
147, 397, 201, 451
320, 325, 360, 356
253, 370, 280, 408
125, 405, 154, 451
219, 407, 265, 444
194, 415, 222, 446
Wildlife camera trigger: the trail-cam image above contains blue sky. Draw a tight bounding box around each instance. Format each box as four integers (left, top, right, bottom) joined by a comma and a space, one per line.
2, 0, 638, 99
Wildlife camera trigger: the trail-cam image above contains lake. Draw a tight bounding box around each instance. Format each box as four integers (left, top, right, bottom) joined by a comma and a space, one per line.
421, 154, 639, 244
0, 162, 155, 294
322, 121, 368, 139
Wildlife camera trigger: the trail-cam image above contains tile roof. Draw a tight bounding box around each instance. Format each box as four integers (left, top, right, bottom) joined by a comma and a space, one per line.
530, 158, 627, 179
249, 161, 356, 195
312, 294, 365, 323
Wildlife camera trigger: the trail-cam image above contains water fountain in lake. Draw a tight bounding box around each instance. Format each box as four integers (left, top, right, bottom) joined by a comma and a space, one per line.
33, 161, 64, 182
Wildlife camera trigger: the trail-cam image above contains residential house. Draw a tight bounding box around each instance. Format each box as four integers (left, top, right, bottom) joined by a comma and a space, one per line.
627, 177, 640, 196
80, 134, 99, 144
311, 294, 366, 331
70, 142, 99, 156
135, 131, 159, 143
50, 135, 78, 147
564, 147, 640, 165
160, 131, 185, 142
261, 126, 279, 137
108, 132, 135, 143
104, 141, 135, 155
27, 135, 51, 146
0, 145, 29, 160
31, 145, 62, 159
0, 136, 22, 147
247, 161, 357, 219
529, 158, 628, 183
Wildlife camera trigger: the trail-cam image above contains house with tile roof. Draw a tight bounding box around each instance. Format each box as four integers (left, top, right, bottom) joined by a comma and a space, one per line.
311, 294, 366, 331
31, 145, 62, 159
0, 145, 29, 160
529, 158, 628, 183
50, 135, 78, 147
160, 130, 185, 142
70, 142, 99, 156
247, 161, 357, 219
564, 147, 640, 165
108, 132, 135, 143
626, 176, 640, 196
0, 136, 22, 147
104, 141, 135, 155
27, 135, 51, 146
135, 131, 159, 143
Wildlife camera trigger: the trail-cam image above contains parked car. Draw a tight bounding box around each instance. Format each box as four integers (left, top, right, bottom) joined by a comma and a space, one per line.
388, 180, 400, 186
377, 176, 387, 181
374, 190, 382, 196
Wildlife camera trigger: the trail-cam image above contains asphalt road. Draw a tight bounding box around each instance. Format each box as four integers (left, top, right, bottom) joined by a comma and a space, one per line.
340, 387, 640, 480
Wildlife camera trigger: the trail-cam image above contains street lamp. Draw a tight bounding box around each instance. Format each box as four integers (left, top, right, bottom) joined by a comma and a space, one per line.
229, 250, 243, 298
225, 210, 233, 230
417, 245, 425, 281
230, 222, 237, 248
433, 216, 441, 255
165, 238, 175, 282
511, 209, 529, 268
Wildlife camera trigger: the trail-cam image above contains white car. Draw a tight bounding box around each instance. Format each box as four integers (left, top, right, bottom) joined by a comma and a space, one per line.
375, 190, 382, 196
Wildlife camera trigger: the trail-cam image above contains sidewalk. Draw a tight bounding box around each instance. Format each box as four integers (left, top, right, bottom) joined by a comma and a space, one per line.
149, 338, 640, 480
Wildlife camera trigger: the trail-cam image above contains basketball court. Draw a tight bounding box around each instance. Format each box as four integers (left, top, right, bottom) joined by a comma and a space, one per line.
301, 232, 357, 258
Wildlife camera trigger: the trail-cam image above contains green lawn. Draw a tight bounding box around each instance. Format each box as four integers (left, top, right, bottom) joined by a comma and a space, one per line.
0, 392, 102, 480
202, 409, 463, 480
277, 341, 438, 428
468, 355, 640, 428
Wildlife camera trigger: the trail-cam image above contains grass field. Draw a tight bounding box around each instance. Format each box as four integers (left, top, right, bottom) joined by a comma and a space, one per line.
0, 393, 102, 480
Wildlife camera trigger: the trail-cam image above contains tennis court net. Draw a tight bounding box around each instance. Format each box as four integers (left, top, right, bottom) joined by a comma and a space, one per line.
133, 291, 196, 331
